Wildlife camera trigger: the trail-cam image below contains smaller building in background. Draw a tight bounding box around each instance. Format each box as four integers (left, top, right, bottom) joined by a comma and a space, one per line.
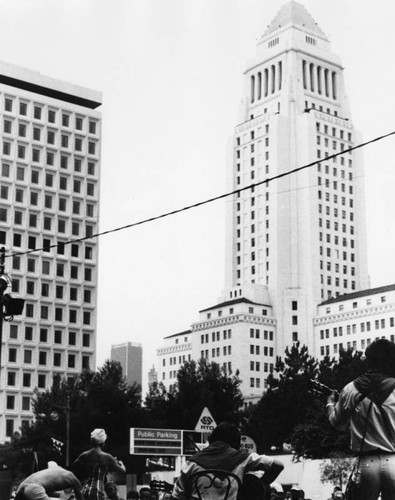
148, 365, 158, 386
315, 284, 395, 357
111, 342, 142, 387
156, 330, 192, 390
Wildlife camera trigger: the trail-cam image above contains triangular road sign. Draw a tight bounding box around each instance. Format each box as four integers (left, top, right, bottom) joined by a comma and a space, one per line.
195, 407, 217, 432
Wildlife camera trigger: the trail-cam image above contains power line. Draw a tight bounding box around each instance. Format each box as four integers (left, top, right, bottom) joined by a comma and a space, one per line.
6, 129, 395, 260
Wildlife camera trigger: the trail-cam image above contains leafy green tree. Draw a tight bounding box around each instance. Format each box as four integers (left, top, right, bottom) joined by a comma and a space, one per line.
245, 344, 366, 458
18, 360, 142, 468
291, 348, 366, 459
320, 453, 355, 490
244, 342, 319, 452
145, 359, 244, 429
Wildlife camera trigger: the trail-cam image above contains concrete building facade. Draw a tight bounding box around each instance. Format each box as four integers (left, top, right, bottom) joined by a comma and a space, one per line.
0, 61, 102, 441
111, 342, 143, 387
157, 330, 192, 389
315, 285, 395, 358
157, 2, 379, 405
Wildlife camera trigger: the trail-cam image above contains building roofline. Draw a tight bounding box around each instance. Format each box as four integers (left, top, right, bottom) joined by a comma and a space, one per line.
164, 329, 192, 340
0, 74, 102, 109
319, 284, 395, 306
199, 297, 270, 313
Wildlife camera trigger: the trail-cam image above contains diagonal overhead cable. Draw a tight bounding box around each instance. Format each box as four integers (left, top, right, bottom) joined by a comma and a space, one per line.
6, 129, 395, 260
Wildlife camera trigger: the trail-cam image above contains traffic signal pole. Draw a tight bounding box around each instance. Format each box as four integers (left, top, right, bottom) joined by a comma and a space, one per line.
0, 248, 5, 380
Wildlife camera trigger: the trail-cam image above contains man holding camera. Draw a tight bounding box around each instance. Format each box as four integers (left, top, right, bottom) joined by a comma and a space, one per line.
327, 339, 395, 500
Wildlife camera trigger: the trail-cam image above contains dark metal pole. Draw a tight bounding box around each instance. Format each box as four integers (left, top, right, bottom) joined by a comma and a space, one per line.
66, 395, 70, 466
0, 247, 5, 378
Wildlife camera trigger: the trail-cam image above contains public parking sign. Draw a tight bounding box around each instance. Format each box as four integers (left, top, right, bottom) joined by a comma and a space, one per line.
130, 428, 183, 456
130, 428, 204, 456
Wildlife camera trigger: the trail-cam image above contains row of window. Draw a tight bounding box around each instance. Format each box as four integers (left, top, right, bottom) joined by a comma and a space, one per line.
320, 335, 395, 356
6, 358, 90, 390
162, 353, 191, 367
207, 305, 268, 319
236, 126, 269, 147
1, 155, 97, 177
4, 209, 94, 234
8, 346, 90, 367
11, 254, 93, 274
13, 260, 93, 280
250, 361, 275, 375
3, 119, 98, 143
249, 328, 274, 340
320, 317, 395, 340
3, 96, 99, 134
6, 394, 31, 412
3, 138, 98, 160
21, 303, 92, 325
9, 325, 91, 346
0, 210, 96, 233
324, 295, 387, 314
305, 101, 340, 117
320, 261, 355, 276
4, 418, 28, 438
318, 205, 353, 224
8, 216, 95, 238
1, 172, 97, 197
316, 122, 352, 141
8, 348, 89, 372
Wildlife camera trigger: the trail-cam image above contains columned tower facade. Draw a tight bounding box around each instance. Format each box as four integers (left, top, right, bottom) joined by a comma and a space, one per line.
225, 1, 369, 353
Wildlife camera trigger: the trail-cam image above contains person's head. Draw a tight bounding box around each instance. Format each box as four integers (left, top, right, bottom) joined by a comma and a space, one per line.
290, 486, 303, 500
127, 490, 140, 500
105, 481, 119, 500
90, 428, 107, 447
208, 422, 241, 450
365, 339, 395, 376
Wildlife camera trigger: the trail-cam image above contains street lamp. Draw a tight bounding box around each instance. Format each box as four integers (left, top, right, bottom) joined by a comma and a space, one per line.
50, 396, 71, 467
37, 395, 71, 467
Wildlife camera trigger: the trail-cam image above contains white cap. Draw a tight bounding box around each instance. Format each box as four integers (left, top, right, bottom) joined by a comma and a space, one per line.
91, 428, 107, 444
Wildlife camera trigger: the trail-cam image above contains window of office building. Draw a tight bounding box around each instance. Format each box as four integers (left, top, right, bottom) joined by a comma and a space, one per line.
14, 210, 23, 226
40, 328, 48, 342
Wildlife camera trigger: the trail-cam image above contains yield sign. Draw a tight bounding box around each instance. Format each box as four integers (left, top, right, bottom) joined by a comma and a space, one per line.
195, 407, 217, 432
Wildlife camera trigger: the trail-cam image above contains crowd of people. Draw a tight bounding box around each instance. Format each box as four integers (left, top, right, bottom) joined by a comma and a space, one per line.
12, 338, 395, 500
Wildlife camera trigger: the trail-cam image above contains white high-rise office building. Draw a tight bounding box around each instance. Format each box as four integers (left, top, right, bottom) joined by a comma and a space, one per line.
0, 61, 102, 441
158, 2, 371, 404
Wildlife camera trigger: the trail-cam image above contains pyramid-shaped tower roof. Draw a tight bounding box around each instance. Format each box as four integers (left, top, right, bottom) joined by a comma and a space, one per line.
263, 1, 329, 41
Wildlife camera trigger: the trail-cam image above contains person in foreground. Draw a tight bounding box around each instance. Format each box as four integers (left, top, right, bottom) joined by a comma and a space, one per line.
170, 421, 284, 500
15, 462, 83, 500
72, 428, 126, 500
327, 338, 395, 500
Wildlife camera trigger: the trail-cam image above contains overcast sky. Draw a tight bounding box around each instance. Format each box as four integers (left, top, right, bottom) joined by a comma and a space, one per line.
1, 0, 395, 392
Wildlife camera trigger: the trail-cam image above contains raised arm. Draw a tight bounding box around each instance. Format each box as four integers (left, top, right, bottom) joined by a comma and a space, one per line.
110, 456, 126, 475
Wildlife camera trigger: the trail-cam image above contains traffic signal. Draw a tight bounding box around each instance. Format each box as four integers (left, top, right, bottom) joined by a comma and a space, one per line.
1, 293, 25, 316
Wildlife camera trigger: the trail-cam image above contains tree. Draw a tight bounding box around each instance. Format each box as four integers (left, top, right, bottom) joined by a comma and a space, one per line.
244, 343, 319, 452
320, 453, 355, 491
245, 344, 366, 458
17, 360, 143, 468
144, 359, 244, 429
291, 348, 366, 459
